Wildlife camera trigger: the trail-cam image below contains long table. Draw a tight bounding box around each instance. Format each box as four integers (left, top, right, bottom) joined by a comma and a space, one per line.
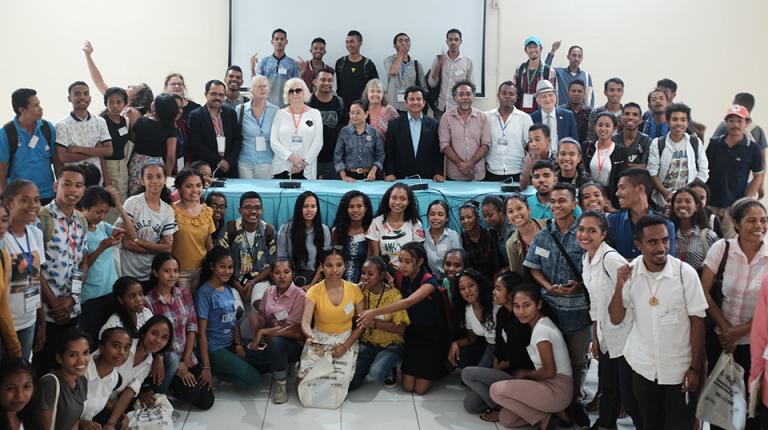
208, 179, 532, 231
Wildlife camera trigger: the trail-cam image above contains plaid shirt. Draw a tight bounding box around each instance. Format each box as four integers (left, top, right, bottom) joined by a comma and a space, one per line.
146, 287, 199, 360
523, 219, 590, 334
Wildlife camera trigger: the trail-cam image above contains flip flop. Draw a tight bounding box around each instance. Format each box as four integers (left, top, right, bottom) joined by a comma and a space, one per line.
480, 409, 500, 422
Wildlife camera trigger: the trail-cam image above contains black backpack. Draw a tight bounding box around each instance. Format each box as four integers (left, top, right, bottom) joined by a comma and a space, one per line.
2, 120, 53, 173
424, 68, 441, 114
656, 133, 700, 171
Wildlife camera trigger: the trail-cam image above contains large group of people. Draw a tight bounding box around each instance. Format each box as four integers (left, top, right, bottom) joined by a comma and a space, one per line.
0, 26, 766, 430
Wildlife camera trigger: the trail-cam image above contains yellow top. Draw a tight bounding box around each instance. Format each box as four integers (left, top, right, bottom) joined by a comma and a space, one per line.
172, 204, 216, 270
361, 287, 410, 348
306, 280, 363, 334
0, 249, 22, 358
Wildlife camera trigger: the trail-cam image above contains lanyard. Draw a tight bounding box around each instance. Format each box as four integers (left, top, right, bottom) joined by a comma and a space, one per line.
364, 287, 386, 335
11, 228, 33, 276
290, 106, 305, 134
211, 114, 224, 136
252, 107, 265, 131
59, 218, 78, 257
526, 64, 542, 90
596, 143, 611, 174
497, 115, 509, 135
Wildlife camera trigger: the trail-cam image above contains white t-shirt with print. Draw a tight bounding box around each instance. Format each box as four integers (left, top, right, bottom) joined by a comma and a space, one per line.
365, 215, 425, 267
118, 195, 178, 281
2, 227, 46, 330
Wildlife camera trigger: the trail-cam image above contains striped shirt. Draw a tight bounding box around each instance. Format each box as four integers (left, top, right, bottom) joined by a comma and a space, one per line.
673, 225, 718, 270
703, 238, 768, 344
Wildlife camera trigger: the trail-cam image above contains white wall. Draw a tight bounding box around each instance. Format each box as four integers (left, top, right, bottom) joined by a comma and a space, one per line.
2, 0, 767, 138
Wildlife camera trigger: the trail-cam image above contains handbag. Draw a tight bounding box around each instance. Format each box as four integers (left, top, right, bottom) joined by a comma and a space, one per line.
127, 394, 174, 430
711, 240, 731, 307
696, 352, 747, 430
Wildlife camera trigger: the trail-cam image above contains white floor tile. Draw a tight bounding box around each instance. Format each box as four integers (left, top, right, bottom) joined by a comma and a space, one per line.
181, 398, 268, 430
346, 381, 414, 402
414, 400, 498, 430
210, 376, 273, 400
341, 400, 419, 430
262, 393, 341, 430
412, 372, 468, 402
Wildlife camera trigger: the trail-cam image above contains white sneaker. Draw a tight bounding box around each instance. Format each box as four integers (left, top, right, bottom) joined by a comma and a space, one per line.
273, 379, 288, 404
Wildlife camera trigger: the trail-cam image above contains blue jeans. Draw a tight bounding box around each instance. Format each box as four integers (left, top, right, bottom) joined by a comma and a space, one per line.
16, 325, 35, 362
158, 351, 181, 394
458, 339, 495, 369
247, 336, 303, 380
349, 342, 403, 390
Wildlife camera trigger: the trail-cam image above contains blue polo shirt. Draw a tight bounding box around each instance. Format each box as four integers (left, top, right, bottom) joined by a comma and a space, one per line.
0, 117, 57, 198
705, 135, 763, 208
607, 209, 676, 259
527, 193, 582, 220
256, 54, 301, 107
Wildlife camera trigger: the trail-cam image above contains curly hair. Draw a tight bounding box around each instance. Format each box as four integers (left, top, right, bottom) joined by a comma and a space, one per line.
332, 190, 373, 245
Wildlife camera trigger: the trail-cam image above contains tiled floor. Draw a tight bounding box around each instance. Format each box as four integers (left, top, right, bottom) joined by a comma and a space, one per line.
172, 360, 637, 430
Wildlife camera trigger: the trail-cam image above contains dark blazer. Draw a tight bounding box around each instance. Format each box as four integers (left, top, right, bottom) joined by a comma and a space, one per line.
531, 107, 579, 142
583, 141, 628, 208
187, 105, 242, 178
384, 113, 444, 179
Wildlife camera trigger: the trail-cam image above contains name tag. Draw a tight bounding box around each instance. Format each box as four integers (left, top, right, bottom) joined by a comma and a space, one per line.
497, 138, 508, 147
24, 282, 41, 313
278, 67, 288, 75
352, 234, 365, 243
454, 69, 464, 77
375, 314, 386, 321
659, 312, 680, 326
397, 91, 405, 103
118, 126, 129, 136
534, 247, 550, 259
290, 135, 303, 151
274, 310, 289, 321
344, 303, 354, 315
71, 278, 83, 295
255, 136, 267, 151
216, 136, 226, 155
28, 135, 39, 149
523, 93, 535, 109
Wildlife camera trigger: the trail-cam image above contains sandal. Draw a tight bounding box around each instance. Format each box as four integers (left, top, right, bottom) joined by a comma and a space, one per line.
479, 408, 500, 422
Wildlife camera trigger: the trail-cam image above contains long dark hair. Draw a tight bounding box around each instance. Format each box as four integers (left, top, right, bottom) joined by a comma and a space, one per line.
199, 246, 234, 285
451, 269, 495, 337
137, 162, 172, 203
138, 315, 174, 354
669, 187, 709, 230
111, 276, 144, 337
376, 183, 420, 224
147, 253, 179, 290
0, 359, 41, 430
290, 191, 326, 270
512, 283, 558, 325
333, 190, 373, 245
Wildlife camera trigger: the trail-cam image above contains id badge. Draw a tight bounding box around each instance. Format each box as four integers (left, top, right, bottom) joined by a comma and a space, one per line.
278, 67, 288, 75
118, 126, 129, 136
274, 310, 289, 321
397, 91, 405, 103
28, 135, 39, 149
71, 278, 83, 295
255, 136, 267, 151
290, 135, 303, 151
216, 136, 226, 155
24, 281, 41, 313
344, 303, 354, 315
497, 138, 509, 147
659, 311, 679, 326
523, 93, 534, 109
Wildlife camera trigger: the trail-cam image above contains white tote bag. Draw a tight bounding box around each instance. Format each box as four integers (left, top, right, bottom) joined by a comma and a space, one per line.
297, 330, 357, 410
127, 394, 175, 430
696, 352, 747, 430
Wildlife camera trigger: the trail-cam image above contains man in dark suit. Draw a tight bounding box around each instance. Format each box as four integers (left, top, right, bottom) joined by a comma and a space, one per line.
384, 86, 444, 181
188, 79, 242, 178
531, 79, 578, 153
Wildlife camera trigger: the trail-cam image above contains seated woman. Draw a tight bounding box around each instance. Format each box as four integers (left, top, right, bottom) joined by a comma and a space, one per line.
489, 284, 573, 429
504, 194, 544, 279
459, 201, 500, 276
36, 328, 91, 430
349, 256, 410, 391
204, 192, 228, 244
277, 191, 331, 288
172, 169, 215, 292
104, 316, 174, 430
145, 253, 214, 410
424, 200, 462, 278
248, 258, 306, 404
196, 246, 262, 388
358, 242, 451, 395
670, 187, 719, 271
449, 269, 497, 369
481, 195, 511, 266
0, 358, 41, 430
81, 327, 132, 428
299, 247, 364, 405
442, 249, 466, 304
334, 100, 385, 182
332, 190, 374, 283
462, 272, 533, 421
366, 183, 425, 270
100, 276, 154, 338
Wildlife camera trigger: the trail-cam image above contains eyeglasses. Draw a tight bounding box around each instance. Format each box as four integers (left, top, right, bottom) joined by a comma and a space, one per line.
209, 204, 227, 210
323, 245, 345, 252
288, 88, 303, 95
168, 82, 184, 88
240, 205, 263, 212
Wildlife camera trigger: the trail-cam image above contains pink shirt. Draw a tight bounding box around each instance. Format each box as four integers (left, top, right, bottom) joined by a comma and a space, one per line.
259, 283, 306, 328
703, 238, 768, 344
749, 277, 768, 407
438, 107, 491, 180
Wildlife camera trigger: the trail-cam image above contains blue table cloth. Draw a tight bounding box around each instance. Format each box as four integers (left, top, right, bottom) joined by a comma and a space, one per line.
208, 179, 532, 232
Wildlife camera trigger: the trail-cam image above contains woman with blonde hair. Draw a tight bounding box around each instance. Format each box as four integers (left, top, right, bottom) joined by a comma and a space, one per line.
238, 75, 279, 179
361, 79, 399, 138
270, 78, 324, 179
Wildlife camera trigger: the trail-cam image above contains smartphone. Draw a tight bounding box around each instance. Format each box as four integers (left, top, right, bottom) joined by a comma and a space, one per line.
257, 342, 268, 351
111, 227, 126, 238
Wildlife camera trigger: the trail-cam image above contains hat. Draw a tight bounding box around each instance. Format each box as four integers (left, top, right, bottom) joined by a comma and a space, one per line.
524, 36, 542, 48
725, 104, 749, 120
535, 80, 556, 96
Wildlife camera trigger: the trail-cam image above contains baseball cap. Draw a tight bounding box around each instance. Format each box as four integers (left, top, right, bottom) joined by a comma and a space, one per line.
524, 36, 542, 48
725, 104, 749, 120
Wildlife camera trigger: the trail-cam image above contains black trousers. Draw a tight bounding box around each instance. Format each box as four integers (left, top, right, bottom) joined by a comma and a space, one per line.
632, 370, 695, 430
273, 171, 306, 180
597, 352, 642, 429
79, 295, 114, 349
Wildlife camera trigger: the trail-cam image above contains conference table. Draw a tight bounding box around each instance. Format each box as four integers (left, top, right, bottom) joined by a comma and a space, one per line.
208, 179, 533, 231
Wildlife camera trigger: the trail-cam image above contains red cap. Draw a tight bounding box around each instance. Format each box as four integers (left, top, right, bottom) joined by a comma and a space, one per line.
725, 105, 749, 120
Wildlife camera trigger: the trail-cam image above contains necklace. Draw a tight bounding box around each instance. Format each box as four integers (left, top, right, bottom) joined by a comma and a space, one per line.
644, 275, 661, 306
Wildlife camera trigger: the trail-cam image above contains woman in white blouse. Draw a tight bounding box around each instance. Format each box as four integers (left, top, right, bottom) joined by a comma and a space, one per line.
576, 211, 641, 429
270, 78, 323, 179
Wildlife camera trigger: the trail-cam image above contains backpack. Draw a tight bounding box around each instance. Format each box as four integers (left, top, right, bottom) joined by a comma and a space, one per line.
656, 134, 701, 171
37, 206, 87, 248
2, 120, 53, 173
412, 60, 430, 115
394, 270, 454, 338
424, 68, 441, 113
